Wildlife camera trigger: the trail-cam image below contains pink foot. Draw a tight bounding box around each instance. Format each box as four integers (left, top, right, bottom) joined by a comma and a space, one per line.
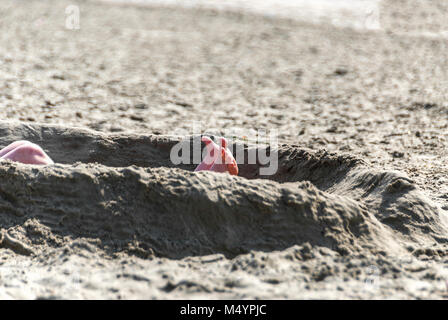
195, 136, 238, 176
0, 141, 54, 165
194, 136, 219, 172
0, 140, 29, 157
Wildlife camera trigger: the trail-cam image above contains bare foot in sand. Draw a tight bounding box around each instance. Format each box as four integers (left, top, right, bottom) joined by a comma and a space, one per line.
0, 141, 54, 165
195, 136, 238, 175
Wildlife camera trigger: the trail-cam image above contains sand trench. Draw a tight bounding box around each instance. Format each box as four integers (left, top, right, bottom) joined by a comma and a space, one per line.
0, 121, 446, 263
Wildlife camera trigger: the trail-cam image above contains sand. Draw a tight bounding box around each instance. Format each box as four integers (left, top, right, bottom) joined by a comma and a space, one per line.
0, 0, 448, 299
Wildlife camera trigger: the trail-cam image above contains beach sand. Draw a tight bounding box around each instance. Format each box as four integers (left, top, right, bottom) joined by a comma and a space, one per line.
0, 0, 448, 299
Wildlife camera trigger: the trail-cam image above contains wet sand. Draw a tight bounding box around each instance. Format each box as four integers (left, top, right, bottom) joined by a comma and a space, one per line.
0, 0, 448, 299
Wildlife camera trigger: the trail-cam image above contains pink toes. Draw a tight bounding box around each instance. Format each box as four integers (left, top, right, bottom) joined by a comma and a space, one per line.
0, 141, 54, 165
195, 136, 219, 172
201, 136, 214, 145
195, 136, 238, 176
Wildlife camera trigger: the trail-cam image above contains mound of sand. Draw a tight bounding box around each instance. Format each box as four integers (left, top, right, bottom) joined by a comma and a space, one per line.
0, 121, 447, 298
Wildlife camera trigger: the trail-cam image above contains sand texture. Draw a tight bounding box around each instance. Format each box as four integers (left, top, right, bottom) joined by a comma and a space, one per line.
0, 0, 448, 299
0, 121, 447, 299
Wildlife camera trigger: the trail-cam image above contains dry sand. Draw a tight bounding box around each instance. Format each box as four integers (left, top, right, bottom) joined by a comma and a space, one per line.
0, 0, 448, 299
